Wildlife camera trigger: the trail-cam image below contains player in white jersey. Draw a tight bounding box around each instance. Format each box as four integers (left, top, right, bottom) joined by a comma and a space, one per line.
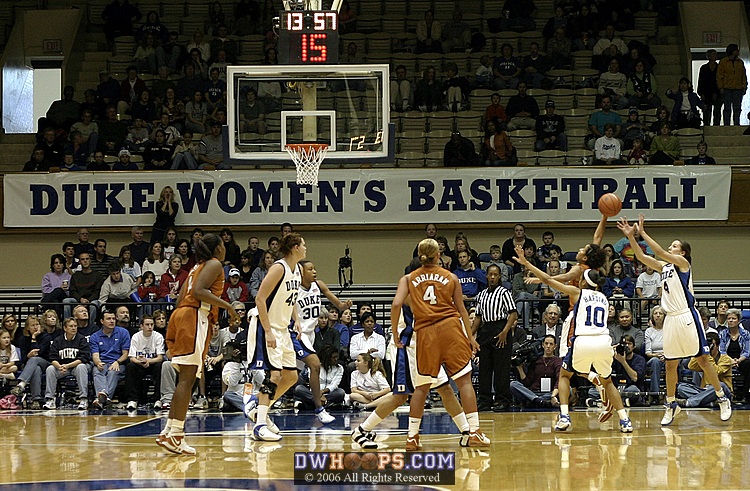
291, 260, 353, 424
515, 245, 633, 433
618, 214, 731, 425
244, 233, 307, 442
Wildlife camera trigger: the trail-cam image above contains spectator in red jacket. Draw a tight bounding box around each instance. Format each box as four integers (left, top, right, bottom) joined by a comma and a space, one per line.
157, 256, 188, 303
221, 268, 249, 303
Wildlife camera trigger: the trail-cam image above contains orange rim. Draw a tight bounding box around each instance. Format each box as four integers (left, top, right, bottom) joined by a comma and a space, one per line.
285, 143, 329, 152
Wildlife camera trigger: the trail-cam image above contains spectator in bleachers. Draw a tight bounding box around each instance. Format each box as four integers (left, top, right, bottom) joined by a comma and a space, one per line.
186, 30, 211, 64
151, 67, 176, 107
484, 93, 507, 128
543, 7, 570, 41
627, 60, 661, 109
686, 141, 716, 165
219, 228, 242, 269
627, 137, 647, 164
208, 1, 227, 37
157, 32, 186, 75
63, 132, 90, 166
118, 66, 148, 116
185, 90, 208, 135
501, 224, 532, 275
112, 149, 138, 170
142, 242, 169, 281
209, 25, 238, 64
349, 303, 385, 339
102, 0, 142, 49
134, 33, 158, 75
241, 236, 265, 273
80, 89, 102, 124
136, 10, 168, 46
546, 27, 572, 69
40, 86, 80, 134
43, 317, 90, 410
170, 131, 198, 170
534, 100, 568, 151
593, 123, 626, 165
124, 314, 165, 410
143, 129, 173, 170
510, 335, 562, 408
533, 304, 563, 348
513, 263, 540, 329
349, 312, 386, 361
717, 43, 747, 126
592, 25, 628, 73
649, 122, 680, 165
10, 315, 49, 409
455, 251, 488, 302
131, 89, 158, 127
621, 107, 647, 150
177, 64, 206, 106
119, 245, 142, 285
666, 77, 704, 130
198, 121, 231, 169
90, 239, 116, 279
125, 117, 150, 153
222, 268, 249, 304
475, 54, 493, 89
442, 10, 471, 53
698, 49, 722, 126
416, 10, 443, 54
62, 242, 80, 275
126, 226, 149, 266
161, 87, 185, 130
572, 4, 597, 39
536, 231, 555, 265
390, 65, 414, 113
150, 113, 181, 146
72, 228, 95, 259
157, 255, 188, 303
96, 71, 121, 115
588, 333, 645, 406
442, 62, 471, 111
35, 127, 64, 166
70, 110, 99, 161
187, 47, 209, 81
87, 150, 110, 171
23, 148, 51, 172
637, 264, 661, 313
603, 259, 635, 299
719, 308, 750, 402
493, 44, 522, 90
586, 94, 622, 150
209, 50, 230, 82
500, 0, 537, 32
609, 309, 644, 352
598, 58, 629, 109
414, 66, 443, 112
97, 105, 130, 155
41, 254, 70, 307
99, 261, 137, 307
60, 152, 81, 172
90, 310, 130, 409
506, 81, 539, 131
709, 300, 730, 331
483, 118, 514, 166
443, 131, 480, 167
522, 42, 549, 89
249, 251, 274, 299
238, 88, 267, 135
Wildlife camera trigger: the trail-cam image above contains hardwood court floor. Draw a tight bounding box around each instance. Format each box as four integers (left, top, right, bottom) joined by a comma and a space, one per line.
0, 406, 748, 490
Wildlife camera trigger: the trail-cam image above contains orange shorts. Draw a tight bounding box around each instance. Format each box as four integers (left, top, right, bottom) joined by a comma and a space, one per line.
415, 317, 472, 379
166, 307, 210, 375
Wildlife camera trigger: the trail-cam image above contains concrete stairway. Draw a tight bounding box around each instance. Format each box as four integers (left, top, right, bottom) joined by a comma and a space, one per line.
0, 134, 36, 173
703, 125, 750, 165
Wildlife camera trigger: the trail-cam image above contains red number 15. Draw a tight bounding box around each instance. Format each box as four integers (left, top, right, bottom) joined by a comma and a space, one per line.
301, 33, 327, 62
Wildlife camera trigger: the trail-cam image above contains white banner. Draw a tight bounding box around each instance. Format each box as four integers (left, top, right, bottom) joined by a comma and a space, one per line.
2, 166, 731, 227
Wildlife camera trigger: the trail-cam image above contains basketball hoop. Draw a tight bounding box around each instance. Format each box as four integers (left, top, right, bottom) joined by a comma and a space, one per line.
286, 143, 328, 186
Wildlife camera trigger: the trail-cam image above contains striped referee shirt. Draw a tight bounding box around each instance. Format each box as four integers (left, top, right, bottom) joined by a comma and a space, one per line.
475, 285, 516, 322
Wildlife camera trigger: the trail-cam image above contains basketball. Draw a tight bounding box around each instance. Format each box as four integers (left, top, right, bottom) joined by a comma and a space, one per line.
598, 193, 622, 217
360, 452, 379, 470
343, 453, 361, 471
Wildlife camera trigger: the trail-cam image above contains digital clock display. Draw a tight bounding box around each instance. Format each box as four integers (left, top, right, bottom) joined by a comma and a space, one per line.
278, 10, 339, 64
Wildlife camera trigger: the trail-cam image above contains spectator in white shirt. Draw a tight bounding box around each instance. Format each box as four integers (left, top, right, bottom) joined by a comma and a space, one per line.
348, 312, 386, 360
636, 263, 662, 314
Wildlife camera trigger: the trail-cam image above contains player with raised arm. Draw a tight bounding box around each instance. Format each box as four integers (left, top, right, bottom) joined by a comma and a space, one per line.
514, 244, 633, 433
292, 260, 353, 424
391, 239, 489, 451
156, 233, 241, 455
351, 258, 485, 450
617, 214, 731, 424
244, 233, 307, 442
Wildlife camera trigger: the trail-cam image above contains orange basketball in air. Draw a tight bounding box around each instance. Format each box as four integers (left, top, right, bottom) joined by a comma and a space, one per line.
344, 452, 362, 471
598, 193, 622, 217
360, 452, 379, 470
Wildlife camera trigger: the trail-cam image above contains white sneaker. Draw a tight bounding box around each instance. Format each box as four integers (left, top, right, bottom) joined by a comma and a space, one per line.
253, 424, 282, 442
43, 399, 56, 410
153, 400, 163, 410
718, 396, 732, 421
126, 401, 138, 410
194, 396, 208, 410
156, 434, 197, 455
555, 414, 571, 431
661, 401, 682, 426
316, 408, 335, 424
77, 399, 88, 410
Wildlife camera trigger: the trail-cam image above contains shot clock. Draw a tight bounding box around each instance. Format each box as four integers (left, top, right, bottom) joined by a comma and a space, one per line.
278, 10, 339, 64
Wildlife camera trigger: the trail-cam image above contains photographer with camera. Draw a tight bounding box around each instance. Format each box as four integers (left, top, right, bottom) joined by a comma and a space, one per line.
587, 334, 645, 407
471, 264, 517, 412
510, 335, 562, 408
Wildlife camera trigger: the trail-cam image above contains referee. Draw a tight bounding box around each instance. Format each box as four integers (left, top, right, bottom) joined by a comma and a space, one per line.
471, 264, 518, 412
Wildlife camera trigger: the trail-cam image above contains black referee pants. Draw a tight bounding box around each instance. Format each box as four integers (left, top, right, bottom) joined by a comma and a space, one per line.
477, 321, 512, 405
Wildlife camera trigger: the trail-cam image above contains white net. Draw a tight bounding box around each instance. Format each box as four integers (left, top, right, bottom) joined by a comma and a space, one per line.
286, 144, 328, 186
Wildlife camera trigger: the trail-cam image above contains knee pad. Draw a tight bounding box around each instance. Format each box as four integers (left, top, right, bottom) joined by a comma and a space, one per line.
259, 376, 277, 399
